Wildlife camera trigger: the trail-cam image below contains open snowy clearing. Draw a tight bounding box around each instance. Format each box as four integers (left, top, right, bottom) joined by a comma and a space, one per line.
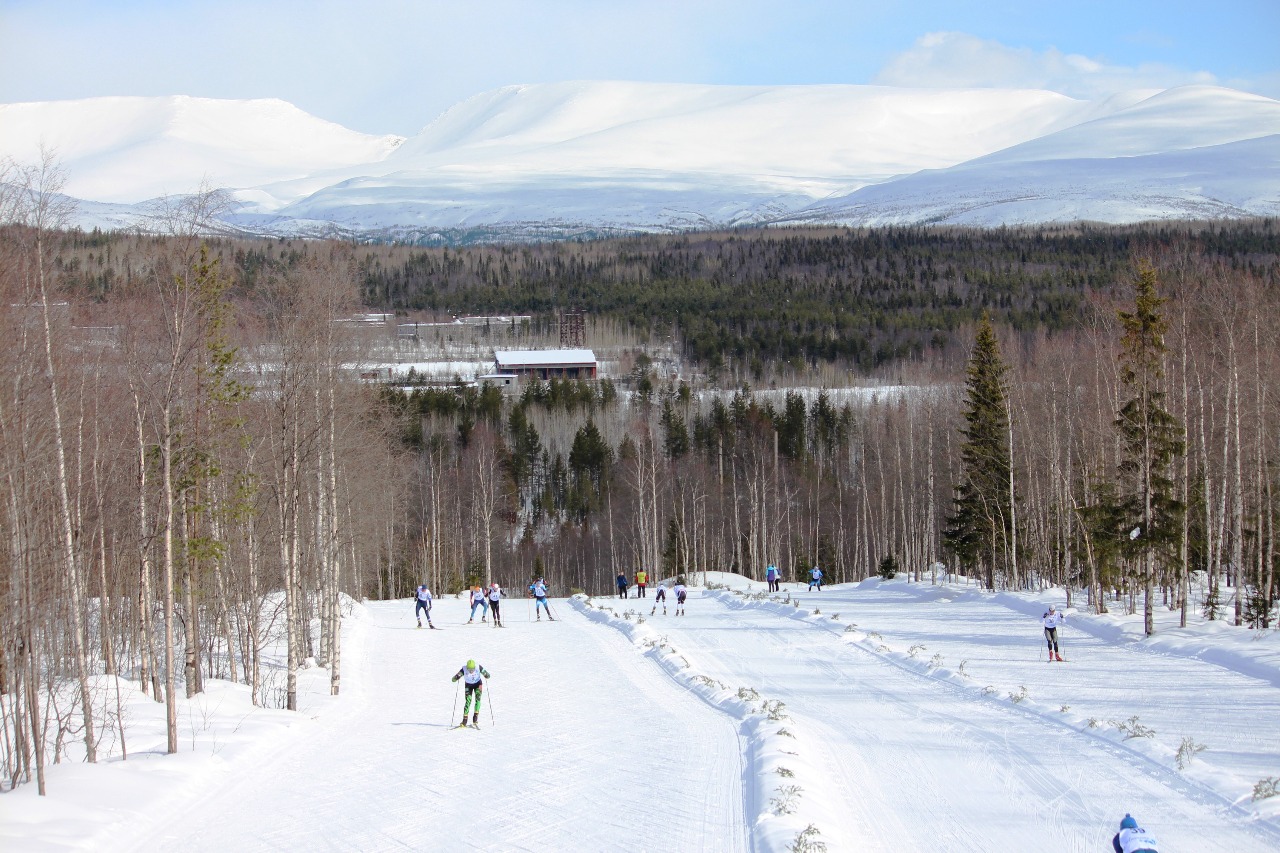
3, 576, 1279, 851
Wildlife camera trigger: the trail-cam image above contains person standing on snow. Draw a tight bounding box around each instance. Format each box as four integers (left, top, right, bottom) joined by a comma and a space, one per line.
468, 585, 488, 624
635, 568, 648, 598
673, 579, 688, 615
414, 584, 435, 629
616, 571, 629, 599
651, 583, 668, 615
766, 564, 780, 592
451, 659, 491, 728
1042, 604, 1067, 661
488, 583, 504, 627
807, 565, 823, 591
1111, 813, 1159, 853
530, 577, 554, 621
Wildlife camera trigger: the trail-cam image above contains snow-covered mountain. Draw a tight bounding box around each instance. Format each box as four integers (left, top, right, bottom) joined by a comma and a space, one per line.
3, 82, 1277, 241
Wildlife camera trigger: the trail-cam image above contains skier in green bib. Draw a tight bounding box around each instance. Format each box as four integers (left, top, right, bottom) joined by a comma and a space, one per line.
451, 659, 490, 727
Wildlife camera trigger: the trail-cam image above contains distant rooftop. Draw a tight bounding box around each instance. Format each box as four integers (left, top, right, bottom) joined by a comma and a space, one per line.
495, 349, 596, 367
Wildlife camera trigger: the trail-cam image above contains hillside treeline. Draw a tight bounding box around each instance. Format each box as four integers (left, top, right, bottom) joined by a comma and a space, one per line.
357, 221, 1280, 374
1, 160, 1277, 795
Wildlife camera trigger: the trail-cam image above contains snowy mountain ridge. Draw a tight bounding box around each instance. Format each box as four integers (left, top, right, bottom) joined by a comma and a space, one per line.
2, 82, 1278, 241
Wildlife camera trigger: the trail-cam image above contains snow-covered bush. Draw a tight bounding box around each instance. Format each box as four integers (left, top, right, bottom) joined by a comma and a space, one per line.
1114, 716, 1155, 739
770, 784, 803, 815
788, 824, 828, 853
1175, 737, 1206, 770
1253, 777, 1279, 801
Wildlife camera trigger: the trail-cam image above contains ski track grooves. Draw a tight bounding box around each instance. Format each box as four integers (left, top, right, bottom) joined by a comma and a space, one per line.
128, 598, 745, 853
586, 587, 1278, 852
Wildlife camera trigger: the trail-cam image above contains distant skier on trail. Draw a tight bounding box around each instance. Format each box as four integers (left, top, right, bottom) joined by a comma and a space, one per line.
766, 563, 779, 592
674, 579, 688, 616
529, 577, 554, 621
488, 583, 504, 627
451, 659, 490, 728
468, 585, 488, 623
651, 583, 667, 615
1111, 813, 1159, 853
616, 571, 629, 599
1042, 604, 1067, 661
635, 568, 648, 598
414, 584, 435, 629
807, 565, 823, 591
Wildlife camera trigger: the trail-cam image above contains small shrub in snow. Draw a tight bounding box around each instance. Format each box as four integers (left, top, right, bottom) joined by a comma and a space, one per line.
776, 766, 795, 778
1175, 737, 1207, 770
957, 660, 968, 677
812, 608, 821, 615
877, 644, 890, 653
692, 675, 725, 690
1087, 717, 1102, 729
843, 624, 859, 633
1114, 716, 1155, 740
1008, 685, 1028, 703
907, 644, 926, 658
866, 631, 883, 641
1060, 705, 1070, 713
982, 685, 998, 696
830, 613, 839, 620
762, 699, 789, 721
770, 784, 803, 815
636, 615, 646, 624
777, 727, 795, 738
738, 686, 761, 702
788, 824, 828, 853
929, 653, 945, 669
1253, 777, 1280, 801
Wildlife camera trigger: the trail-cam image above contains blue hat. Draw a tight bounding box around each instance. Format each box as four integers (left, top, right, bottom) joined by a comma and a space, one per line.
1120, 814, 1137, 830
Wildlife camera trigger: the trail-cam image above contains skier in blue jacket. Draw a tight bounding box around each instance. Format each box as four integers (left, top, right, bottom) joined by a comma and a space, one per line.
807, 566, 823, 591
529, 577, 554, 621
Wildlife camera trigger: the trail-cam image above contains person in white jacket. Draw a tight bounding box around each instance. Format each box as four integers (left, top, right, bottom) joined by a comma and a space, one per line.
487, 583, 504, 627
1042, 605, 1067, 661
1111, 813, 1159, 853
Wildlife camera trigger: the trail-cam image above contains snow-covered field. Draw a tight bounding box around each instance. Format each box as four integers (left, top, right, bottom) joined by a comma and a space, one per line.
3, 575, 1279, 851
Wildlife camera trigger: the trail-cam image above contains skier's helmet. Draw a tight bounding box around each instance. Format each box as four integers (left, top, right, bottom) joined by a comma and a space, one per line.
1119, 814, 1137, 830
1048, 605, 1056, 612
466, 659, 476, 670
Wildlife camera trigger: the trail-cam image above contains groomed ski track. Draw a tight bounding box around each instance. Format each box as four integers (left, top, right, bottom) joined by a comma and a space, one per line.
580, 581, 1280, 852
129, 598, 748, 853
119, 580, 1280, 852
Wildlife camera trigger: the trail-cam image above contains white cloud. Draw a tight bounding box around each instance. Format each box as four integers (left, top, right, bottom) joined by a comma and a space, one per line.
874, 32, 1220, 98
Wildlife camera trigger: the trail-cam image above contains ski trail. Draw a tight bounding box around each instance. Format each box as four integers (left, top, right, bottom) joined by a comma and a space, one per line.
647, 589, 1277, 852
126, 597, 746, 853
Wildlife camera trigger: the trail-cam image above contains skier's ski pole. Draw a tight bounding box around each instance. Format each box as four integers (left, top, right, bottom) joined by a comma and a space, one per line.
487, 683, 495, 727
450, 680, 460, 727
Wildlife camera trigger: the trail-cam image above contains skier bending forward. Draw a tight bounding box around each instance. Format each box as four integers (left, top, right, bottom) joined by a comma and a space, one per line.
451, 659, 491, 727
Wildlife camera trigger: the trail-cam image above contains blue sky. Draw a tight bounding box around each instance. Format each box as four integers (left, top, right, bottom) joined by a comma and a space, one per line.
2, 0, 1277, 136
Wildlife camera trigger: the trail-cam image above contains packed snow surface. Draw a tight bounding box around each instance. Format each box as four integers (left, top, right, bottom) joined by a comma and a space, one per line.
3, 82, 1277, 236
3, 575, 1278, 851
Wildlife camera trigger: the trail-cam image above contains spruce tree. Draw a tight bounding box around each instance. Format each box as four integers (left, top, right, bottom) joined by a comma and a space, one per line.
1115, 260, 1185, 636
944, 316, 1013, 588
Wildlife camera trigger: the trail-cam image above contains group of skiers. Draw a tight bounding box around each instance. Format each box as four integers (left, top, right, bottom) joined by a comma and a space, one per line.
467, 583, 507, 627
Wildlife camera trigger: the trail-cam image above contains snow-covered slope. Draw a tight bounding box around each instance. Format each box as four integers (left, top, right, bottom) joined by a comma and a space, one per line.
0, 96, 404, 203
3, 579, 1278, 851
2, 83, 1276, 238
